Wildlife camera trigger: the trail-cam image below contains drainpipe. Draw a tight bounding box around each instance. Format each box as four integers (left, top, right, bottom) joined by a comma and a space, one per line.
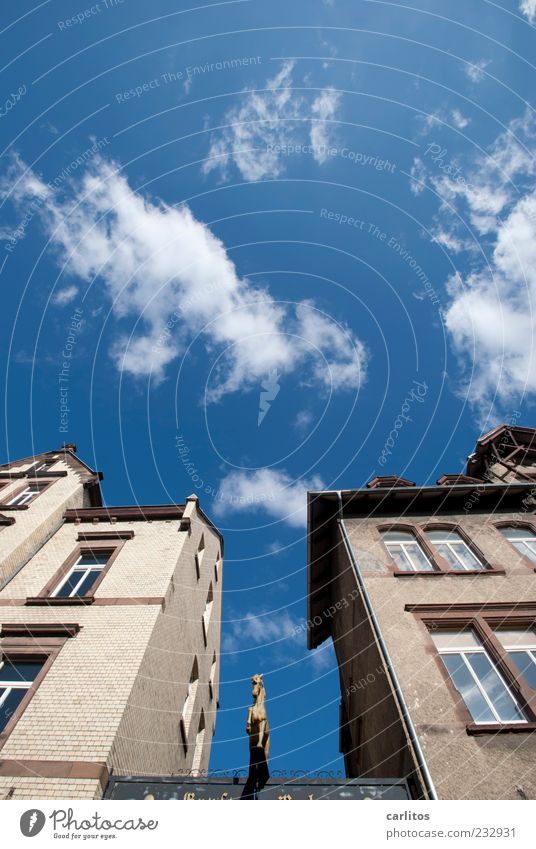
336, 491, 438, 800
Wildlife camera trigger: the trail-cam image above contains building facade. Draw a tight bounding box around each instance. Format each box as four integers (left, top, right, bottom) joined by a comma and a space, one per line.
0, 445, 223, 800
308, 424, 536, 800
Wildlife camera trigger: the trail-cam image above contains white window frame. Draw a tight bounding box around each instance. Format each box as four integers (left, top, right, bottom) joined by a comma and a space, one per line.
500, 527, 536, 562
0, 662, 37, 715
426, 531, 484, 571
438, 636, 526, 725
51, 552, 109, 598
6, 482, 47, 507
383, 535, 435, 572
496, 630, 536, 687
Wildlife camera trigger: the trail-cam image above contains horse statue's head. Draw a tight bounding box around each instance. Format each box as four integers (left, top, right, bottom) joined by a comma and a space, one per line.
251, 673, 265, 702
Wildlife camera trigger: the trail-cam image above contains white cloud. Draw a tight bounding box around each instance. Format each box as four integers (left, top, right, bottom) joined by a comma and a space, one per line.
520, 0, 536, 22
309, 638, 336, 672
222, 609, 302, 653
439, 110, 536, 408
1, 154, 367, 394
202, 61, 341, 181
214, 468, 325, 527
409, 157, 427, 195
52, 285, 78, 306
464, 59, 490, 83
429, 109, 536, 235
310, 88, 340, 163
451, 109, 470, 130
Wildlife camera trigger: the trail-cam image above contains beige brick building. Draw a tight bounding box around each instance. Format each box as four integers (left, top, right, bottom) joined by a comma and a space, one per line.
0, 445, 223, 799
308, 424, 536, 800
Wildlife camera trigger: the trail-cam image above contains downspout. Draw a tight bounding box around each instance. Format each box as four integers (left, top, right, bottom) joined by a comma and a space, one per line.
336, 491, 438, 800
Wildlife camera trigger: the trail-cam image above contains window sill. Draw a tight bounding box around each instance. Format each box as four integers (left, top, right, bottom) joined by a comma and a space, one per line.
25, 596, 95, 606
0, 504, 30, 511
466, 722, 536, 735
393, 568, 505, 577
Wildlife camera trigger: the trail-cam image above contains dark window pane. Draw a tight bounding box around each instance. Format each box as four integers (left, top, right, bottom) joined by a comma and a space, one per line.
74, 571, 99, 596
55, 569, 86, 597
509, 651, 536, 690
441, 654, 496, 723
0, 661, 43, 683
78, 553, 109, 567
466, 653, 525, 722
0, 688, 26, 732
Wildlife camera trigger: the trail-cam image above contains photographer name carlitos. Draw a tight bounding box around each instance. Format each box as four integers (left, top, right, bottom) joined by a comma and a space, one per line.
51, 807, 158, 838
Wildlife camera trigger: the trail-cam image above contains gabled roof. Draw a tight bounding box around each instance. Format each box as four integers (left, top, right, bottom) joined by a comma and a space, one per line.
0, 444, 103, 507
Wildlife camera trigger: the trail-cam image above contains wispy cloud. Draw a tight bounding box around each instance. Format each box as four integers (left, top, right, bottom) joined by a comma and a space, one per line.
520, 0, 536, 23
202, 61, 341, 182
464, 59, 490, 83
1, 154, 366, 396
52, 285, 78, 306
310, 88, 340, 163
214, 467, 324, 527
222, 609, 302, 653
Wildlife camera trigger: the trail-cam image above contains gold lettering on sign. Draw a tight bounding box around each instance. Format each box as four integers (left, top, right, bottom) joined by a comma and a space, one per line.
278, 794, 292, 800
184, 792, 196, 800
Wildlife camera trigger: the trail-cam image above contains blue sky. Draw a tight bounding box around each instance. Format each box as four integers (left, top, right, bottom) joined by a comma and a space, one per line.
1, 0, 536, 776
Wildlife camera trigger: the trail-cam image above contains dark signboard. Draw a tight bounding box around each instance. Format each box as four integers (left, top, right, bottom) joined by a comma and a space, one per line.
105, 776, 411, 800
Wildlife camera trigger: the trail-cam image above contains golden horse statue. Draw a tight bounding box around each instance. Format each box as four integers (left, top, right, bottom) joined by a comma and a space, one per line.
244, 674, 270, 797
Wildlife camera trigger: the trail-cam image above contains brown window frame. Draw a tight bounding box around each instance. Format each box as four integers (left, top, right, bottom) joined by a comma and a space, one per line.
29, 539, 127, 605
0, 478, 58, 510
408, 602, 536, 733
378, 522, 504, 576
0, 624, 79, 750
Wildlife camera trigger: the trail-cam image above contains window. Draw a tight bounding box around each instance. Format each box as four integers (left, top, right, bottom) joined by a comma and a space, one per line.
499, 526, 536, 565
52, 551, 111, 598
6, 481, 48, 506
191, 710, 206, 776
195, 535, 205, 580
495, 629, 536, 691
209, 653, 217, 700
202, 585, 214, 644
425, 529, 484, 571
34, 460, 55, 473
382, 530, 435, 572
0, 659, 45, 733
431, 629, 527, 724
180, 659, 199, 747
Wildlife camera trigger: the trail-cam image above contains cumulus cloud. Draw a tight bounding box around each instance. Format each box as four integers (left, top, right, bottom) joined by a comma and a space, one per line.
202, 61, 341, 181
1, 154, 366, 394
520, 0, 536, 22
433, 109, 536, 408
213, 468, 325, 527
